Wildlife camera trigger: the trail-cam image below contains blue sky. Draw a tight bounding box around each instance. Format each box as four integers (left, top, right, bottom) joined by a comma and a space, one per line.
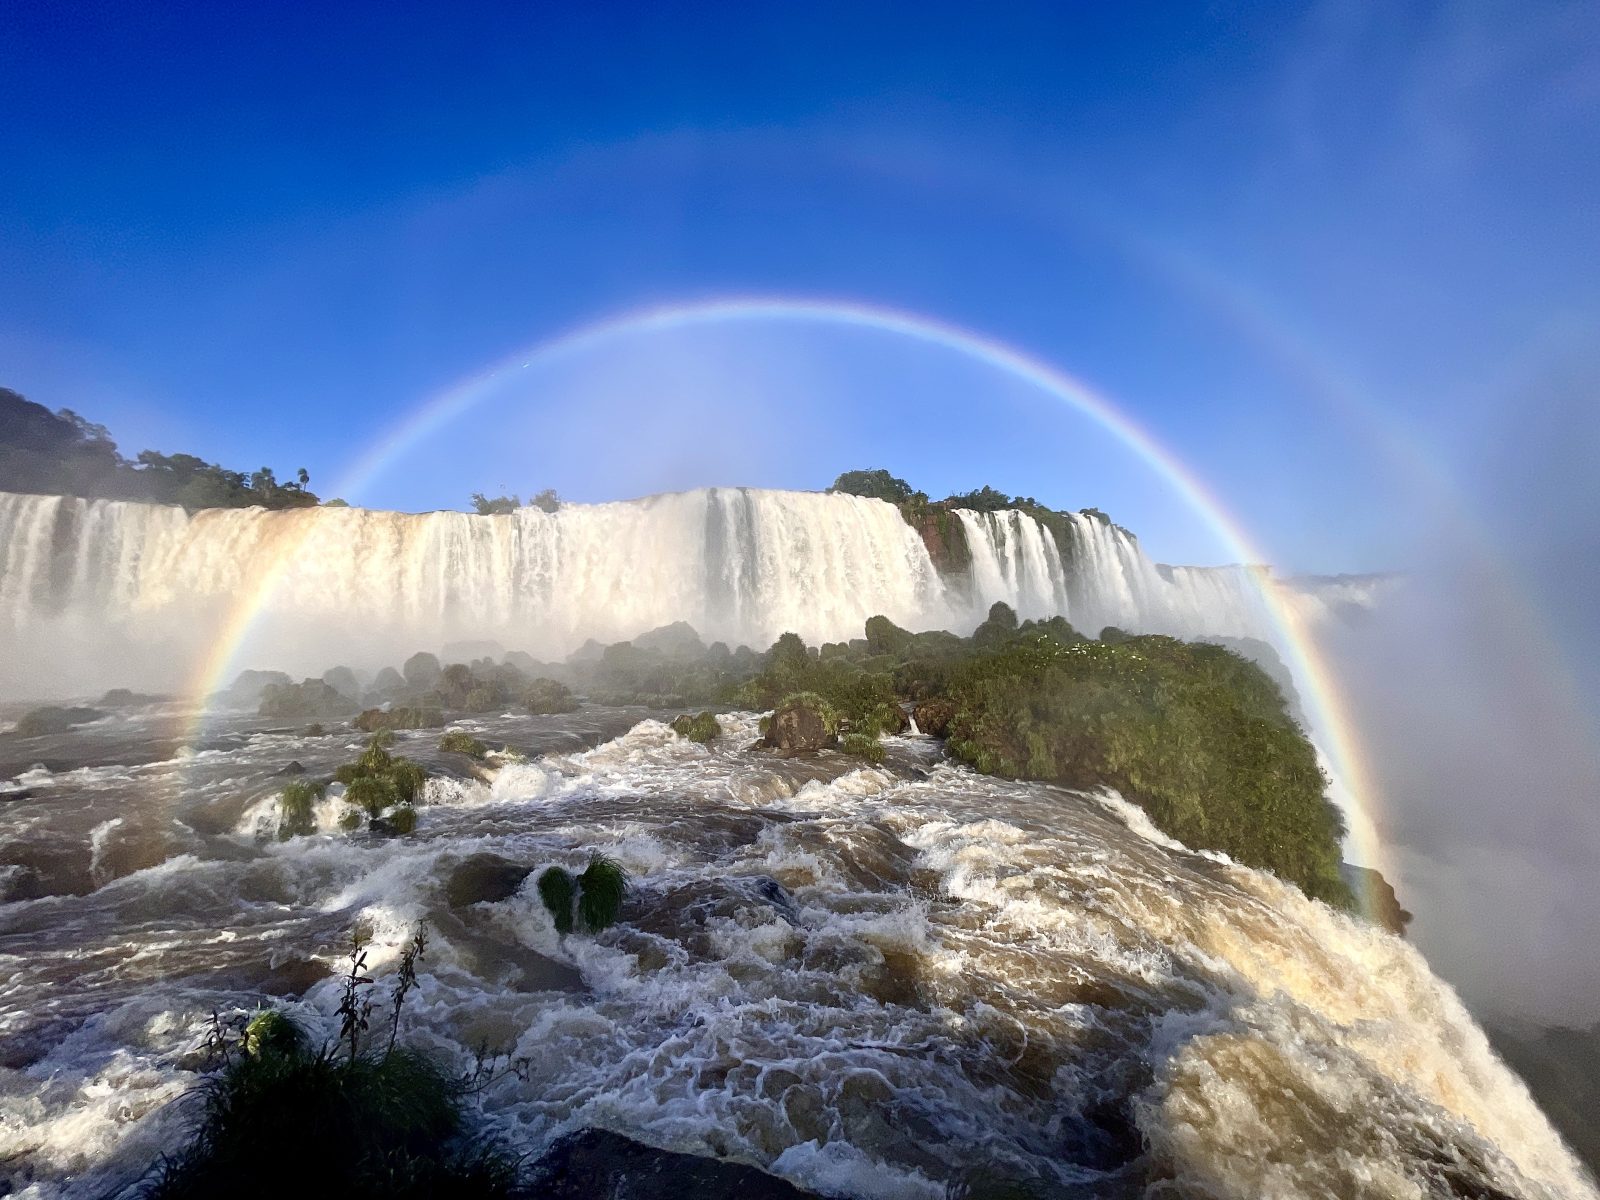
2, 0, 1596, 572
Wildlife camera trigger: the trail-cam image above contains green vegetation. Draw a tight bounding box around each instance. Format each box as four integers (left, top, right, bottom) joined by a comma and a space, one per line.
331, 733, 427, 833
1, 387, 319, 510
144, 932, 515, 1199
839, 731, 885, 766
829, 468, 916, 504
469, 492, 521, 515
276, 780, 326, 840
355, 706, 445, 733
537, 854, 629, 936
469, 488, 559, 515
736, 614, 1353, 909
438, 730, 489, 759
669, 711, 720, 743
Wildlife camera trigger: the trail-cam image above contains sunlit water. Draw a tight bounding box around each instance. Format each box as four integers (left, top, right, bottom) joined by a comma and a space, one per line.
0, 707, 1591, 1199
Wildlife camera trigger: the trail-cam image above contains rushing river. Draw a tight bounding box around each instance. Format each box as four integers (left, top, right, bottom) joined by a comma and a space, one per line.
0, 706, 1592, 1199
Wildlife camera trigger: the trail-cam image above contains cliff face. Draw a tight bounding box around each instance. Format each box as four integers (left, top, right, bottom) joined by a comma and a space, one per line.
1340, 864, 1413, 935
899, 501, 971, 576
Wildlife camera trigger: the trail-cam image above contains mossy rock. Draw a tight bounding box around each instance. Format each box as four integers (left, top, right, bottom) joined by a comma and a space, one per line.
669, 711, 719, 744
764, 692, 839, 754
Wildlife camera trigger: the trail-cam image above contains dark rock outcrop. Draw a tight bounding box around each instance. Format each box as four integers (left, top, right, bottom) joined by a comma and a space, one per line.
257, 680, 359, 721
912, 699, 956, 738
221, 669, 292, 706
529, 1128, 830, 1199
14, 706, 104, 737
445, 853, 533, 908
1340, 864, 1413, 935
98, 688, 164, 707
765, 694, 837, 754
354, 706, 445, 732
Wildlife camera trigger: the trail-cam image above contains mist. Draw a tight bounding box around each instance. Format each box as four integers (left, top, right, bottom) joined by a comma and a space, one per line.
1319, 351, 1600, 1027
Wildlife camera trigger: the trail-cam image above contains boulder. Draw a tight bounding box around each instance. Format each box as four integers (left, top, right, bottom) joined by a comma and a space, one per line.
221, 669, 292, 706
257, 680, 360, 721
14, 706, 105, 737
528, 1128, 828, 1199
98, 688, 164, 707
632, 621, 707, 660
401, 651, 442, 689
368, 666, 405, 697
911, 699, 956, 738
320, 666, 362, 699
765, 693, 838, 754
353, 706, 445, 732
445, 853, 533, 908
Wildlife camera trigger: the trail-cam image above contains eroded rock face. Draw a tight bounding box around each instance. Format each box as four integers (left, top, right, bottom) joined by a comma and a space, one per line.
529, 1128, 830, 1199
766, 697, 834, 754
912, 699, 956, 738
1341, 864, 1413, 936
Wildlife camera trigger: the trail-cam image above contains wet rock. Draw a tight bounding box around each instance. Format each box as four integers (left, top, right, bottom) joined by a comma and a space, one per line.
276, 760, 307, 776
221, 669, 292, 706
402, 650, 442, 689
257, 679, 359, 721
354, 705, 445, 732
14, 706, 104, 737
445, 853, 532, 907
98, 688, 164, 707
911, 699, 955, 738
765, 694, 837, 754
320, 665, 362, 699
529, 1128, 832, 1199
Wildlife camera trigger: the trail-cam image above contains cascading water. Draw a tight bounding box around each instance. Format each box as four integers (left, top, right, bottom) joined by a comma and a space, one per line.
0, 489, 1359, 697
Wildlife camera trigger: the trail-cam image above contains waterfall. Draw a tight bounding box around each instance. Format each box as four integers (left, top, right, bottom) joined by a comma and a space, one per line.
954, 507, 1280, 642
0, 489, 1368, 696
0, 489, 952, 691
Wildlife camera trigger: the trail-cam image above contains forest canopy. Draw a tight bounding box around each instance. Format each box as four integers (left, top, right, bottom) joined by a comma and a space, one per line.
0, 387, 320, 510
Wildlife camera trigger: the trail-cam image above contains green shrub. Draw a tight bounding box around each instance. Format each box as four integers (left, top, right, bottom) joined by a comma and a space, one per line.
276, 780, 326, 841
537, 867, 575, 935
438, 730, 489, 759
943, 635, 1352, 907
839, 732, 885, 766
537, 855, 629, 935
577, 856, 629, 932
144, 938, 515, 1199
669, 711, 720, 743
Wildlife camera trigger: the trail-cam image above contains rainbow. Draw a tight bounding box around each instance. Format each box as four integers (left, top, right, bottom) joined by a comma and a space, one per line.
184, 294, 1393, 904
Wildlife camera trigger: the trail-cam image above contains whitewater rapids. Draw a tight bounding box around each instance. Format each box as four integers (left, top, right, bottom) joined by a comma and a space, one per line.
0, 708, 1589, 1199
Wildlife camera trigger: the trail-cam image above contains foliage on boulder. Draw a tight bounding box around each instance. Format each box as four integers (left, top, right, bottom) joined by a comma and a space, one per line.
763, 692, 841, 754
438, 730, 489, 759
523, 677, 579, 714
258, 679, 359, 721
354, 706, 445, 733
669, 711, 720, 743
839, 732, 885, 766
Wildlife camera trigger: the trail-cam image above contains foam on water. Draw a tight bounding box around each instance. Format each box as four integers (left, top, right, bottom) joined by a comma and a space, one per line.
0, 713, 1591, 1199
